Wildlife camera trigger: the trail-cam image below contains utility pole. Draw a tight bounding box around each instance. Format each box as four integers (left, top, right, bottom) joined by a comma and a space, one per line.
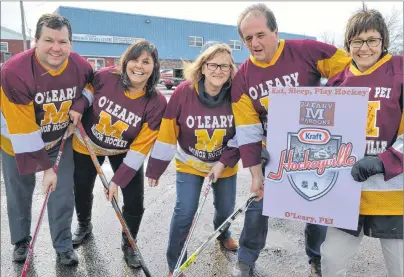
20, 1, 27, 51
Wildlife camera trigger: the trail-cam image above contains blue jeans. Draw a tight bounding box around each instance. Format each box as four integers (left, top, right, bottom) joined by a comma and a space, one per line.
238, 198, 327, 266
166, 172, 237, 271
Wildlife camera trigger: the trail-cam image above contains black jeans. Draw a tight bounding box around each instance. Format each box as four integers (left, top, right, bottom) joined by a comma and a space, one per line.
73, 150, 145, 223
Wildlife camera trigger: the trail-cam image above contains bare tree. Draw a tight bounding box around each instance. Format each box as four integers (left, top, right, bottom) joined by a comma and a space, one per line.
320, 32, 336, 46
384, 8, 403, 55
319, 32, 344, 49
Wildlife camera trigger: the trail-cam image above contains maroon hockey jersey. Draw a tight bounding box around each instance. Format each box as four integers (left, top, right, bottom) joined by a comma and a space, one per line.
145, 81, 239, 180
1, 48, 93, 175
327, 54, 403, 215
231, 39, 352, 168
73, 66, 167, 188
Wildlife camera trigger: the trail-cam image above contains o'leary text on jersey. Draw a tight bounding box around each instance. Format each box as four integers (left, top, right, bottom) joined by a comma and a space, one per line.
248, 72, 299, 100
98, 96, 142, 127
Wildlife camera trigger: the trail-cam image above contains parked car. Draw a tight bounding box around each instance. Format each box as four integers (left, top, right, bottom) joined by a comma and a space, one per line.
160, 69, 173, 79
159, 68, 184, 89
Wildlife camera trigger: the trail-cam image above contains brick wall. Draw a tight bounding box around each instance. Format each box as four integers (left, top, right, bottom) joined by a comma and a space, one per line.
0, 39, 31, 63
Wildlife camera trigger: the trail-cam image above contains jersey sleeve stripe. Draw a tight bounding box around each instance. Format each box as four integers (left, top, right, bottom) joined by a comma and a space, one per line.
150, 140, 177, 161
156, 118, 179, 145
129, 123, 159, 155
316, 48, 352, 79
1, 88, 39, 134
123, 149, 146, 171
82, 88, 94, 106
10, 130, 44, 154
232, 94, 262, 126
236, 124, 265, 146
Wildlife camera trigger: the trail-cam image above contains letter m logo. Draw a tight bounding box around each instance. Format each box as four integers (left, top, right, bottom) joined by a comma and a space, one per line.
41, 100, 72, 125
305, 108, 324, 120
194, 129, 226, 152
95, 111, 129, 139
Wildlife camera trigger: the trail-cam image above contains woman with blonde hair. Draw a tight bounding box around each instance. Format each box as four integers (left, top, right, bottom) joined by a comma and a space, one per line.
146, 42, 239, 276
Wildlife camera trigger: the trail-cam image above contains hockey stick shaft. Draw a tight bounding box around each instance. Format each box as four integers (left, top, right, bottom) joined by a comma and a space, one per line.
76, 122, 152, 277
21, 128, 70, 277
172, 194, 257, 277
173, 175, 213, 274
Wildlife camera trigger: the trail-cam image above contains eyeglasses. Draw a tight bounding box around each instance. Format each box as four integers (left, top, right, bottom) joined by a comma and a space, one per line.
349, 38, 382, 48
205, 63, 231, 72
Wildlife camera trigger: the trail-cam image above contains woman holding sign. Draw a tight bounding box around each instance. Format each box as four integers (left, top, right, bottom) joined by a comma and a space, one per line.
321, 7, 403, 277
71, 40, 167, 268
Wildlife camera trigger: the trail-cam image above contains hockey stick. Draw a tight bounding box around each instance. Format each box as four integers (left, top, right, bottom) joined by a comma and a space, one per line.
172, 193, 257, 277
21, 128, 71, 277
76, 122, 152, 277
172, 175, 213, 275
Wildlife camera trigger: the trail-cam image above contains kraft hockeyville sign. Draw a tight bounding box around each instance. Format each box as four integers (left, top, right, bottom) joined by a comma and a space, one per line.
263, 86, 370, 231
72, 33, 143, 44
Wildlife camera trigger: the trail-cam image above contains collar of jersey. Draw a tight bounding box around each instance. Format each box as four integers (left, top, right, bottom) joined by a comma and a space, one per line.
35, 49, 69, 76
349, 53, 392, 76
124, 90, 145, 99
249, 39, 285, 68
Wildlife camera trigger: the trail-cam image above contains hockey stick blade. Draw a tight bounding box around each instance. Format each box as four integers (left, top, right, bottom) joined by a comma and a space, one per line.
173, 194, 257, 277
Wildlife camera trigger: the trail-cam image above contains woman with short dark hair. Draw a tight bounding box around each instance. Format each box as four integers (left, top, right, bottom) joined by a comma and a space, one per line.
321, 8, 403, 277
71, 40, 167, 268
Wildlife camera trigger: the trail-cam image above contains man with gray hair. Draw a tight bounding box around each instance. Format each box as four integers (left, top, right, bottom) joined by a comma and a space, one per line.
230, 3, 351, 276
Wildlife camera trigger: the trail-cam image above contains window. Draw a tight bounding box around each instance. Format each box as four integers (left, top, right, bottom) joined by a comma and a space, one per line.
229, 40, 242, 50
87, 58, 105, 70
1, 42, 8, 52
189, 36, 203, 47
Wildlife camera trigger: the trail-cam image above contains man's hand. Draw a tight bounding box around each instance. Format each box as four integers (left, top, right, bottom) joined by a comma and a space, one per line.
351, 156, 385, 182
208, 162, 225, 183
66, 123, 76, 138
148, 178, 159, 187
68, 110, 82, 126
104, 181, 119, 201
249, 164, 265, 201
43, 168, 57, 194
261, 147, 270, 169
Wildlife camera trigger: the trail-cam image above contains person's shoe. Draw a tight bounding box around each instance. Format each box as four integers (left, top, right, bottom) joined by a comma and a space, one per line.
168, 271, 184, 277
121, 238, 141, 268
12, 237, 31, 263
231, 261, 253, 277
310, 257, 322, 277
57, 249, 79, 266
220, 236, 239, 251
72, 222, 93, 246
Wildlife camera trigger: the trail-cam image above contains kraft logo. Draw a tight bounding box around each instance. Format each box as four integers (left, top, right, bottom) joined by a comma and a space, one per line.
297, 128, 330, 145
300, 101, 335, 127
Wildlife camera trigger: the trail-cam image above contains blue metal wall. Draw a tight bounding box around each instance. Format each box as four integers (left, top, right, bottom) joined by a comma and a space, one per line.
57, 6, 316, 63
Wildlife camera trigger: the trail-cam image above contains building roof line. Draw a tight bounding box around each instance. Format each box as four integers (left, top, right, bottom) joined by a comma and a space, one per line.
58, 5, 316, 39
1, 25, 33, 40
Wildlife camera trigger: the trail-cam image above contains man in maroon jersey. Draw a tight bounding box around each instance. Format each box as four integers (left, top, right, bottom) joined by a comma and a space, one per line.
1, 14, 93, 265
231, 3, 352, 277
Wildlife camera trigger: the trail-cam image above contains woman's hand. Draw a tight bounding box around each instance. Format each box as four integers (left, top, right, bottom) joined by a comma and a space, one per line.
104, 181, 119, 201
208, 162, 225, 183
148, 178, 159, 187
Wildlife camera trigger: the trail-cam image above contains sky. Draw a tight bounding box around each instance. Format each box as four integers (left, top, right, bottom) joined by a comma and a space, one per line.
1, 1, 403, 46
